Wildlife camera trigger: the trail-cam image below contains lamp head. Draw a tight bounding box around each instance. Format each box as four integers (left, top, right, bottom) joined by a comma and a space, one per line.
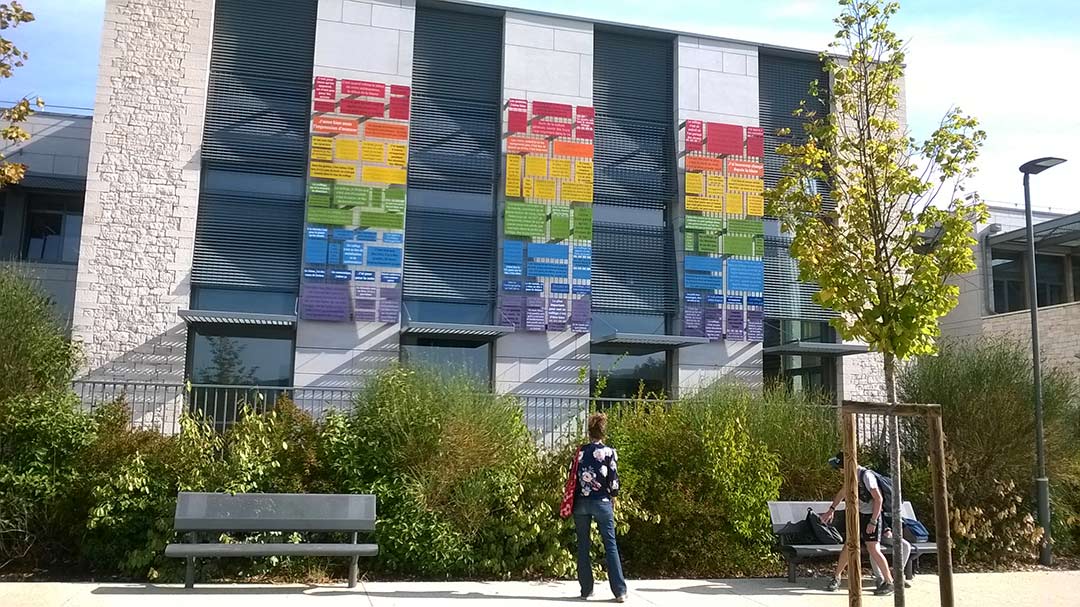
1019, 157, 1067, 175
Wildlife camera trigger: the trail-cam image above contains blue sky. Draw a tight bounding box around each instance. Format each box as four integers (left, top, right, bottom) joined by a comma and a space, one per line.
3, 0, 1078, 211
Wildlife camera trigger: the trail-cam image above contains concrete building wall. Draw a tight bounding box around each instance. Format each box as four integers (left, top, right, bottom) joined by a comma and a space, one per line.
494, 11, 593, 397
72, 0, 214, 382
293, 0, 417, 388
674, 36, 763, 394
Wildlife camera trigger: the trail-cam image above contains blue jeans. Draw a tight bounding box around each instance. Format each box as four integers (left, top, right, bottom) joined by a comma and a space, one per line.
574, 497, 627, 598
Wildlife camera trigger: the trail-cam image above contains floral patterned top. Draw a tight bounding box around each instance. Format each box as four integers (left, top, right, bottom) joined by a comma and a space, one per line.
575, 441, 620, 500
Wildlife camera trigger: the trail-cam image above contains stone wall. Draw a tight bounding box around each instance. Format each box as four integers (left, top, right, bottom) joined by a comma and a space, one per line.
981, 301, 1080, 376
841, 351, 887, 402
72, 0, 213, 381
675, 35, 763, 394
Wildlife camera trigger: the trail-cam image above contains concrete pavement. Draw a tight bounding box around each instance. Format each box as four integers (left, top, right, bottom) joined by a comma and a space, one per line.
2, 571, 1076, 606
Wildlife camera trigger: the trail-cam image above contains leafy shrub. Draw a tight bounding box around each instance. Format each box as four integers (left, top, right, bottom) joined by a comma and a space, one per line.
899, 338, 1080, 564
741, 385, 839, 500
0, 392, 95, 566
606, 393, 782, 577
0, 268, 79, 403
319, 367, 574, 578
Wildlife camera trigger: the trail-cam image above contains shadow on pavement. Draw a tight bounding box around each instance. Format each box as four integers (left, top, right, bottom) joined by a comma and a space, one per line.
633, 578, 877, 597
91, 584, 582, 602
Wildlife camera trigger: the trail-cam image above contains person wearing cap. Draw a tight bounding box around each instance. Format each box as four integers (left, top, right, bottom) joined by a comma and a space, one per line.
820, 452, 895, 596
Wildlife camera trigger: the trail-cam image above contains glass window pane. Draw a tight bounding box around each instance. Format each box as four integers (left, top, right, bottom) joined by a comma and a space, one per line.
1035, 254, 1066, 307
62, 214, 82, 263
400, 337, 491, 385
402, 299, 493, 325
193, 287, 297, 315
590, 347, 668, 399
592, 312, 666, 335
23, 192, 83, 264
190, 331, 293, 386
406, 188, 494, 215
991, 250, 1025, 312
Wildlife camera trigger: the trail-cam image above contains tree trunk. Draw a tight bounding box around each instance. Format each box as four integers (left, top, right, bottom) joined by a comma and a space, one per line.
884, 353, 904, 607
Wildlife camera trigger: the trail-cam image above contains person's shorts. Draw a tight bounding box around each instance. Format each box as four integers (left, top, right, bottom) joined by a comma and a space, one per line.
859, 513, 883, 544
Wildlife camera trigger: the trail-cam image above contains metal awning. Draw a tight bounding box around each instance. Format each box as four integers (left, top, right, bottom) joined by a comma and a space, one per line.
762, 341, 869, 356
178, 309, 297, 327
592, 332, 711, 349
399, 321, 514, 337
988, 211, 1080, 254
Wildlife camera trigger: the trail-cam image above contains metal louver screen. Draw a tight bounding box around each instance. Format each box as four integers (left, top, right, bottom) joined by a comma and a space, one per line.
763, 236, 835, 322
759, 53, 833, 211
201, 0, 315, 177
192, 0, 314, 293
191, 195, 303, 291
408, 8, 502, 195
593, 223, 676, 314
403, 209, 495, 302
593, 31, 675, 210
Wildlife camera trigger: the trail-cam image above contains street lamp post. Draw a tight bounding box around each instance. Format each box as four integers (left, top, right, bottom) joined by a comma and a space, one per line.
1018, 156, 1067, 567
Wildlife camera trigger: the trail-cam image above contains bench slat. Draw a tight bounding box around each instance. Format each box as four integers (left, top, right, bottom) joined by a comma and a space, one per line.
165, 543, 379, 558
174, 492, 376, 532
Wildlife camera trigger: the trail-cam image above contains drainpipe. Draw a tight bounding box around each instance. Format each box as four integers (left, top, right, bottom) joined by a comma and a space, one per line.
982, 223, 1003, 315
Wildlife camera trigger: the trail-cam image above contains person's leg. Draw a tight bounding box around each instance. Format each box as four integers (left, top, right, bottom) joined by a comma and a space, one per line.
574, 502, 594, 598
867, 541, 893, 585
826, 549, 848, 590
594, 499, 627, 599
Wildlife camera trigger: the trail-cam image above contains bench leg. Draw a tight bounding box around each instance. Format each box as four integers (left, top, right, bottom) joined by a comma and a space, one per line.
185, 557, 195, 589
788, 560, 797, 583
349, 556, 359, 588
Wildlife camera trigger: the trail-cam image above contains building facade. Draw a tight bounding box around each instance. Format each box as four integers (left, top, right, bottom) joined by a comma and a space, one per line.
16, 0, 895, 405
0, 111, 92, 328
941, 203, 1080, 377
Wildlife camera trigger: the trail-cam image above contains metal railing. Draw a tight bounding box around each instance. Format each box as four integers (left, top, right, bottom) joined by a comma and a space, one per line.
73, 380, 901, 452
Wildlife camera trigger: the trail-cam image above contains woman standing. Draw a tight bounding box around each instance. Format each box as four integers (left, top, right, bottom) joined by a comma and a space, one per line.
572, 413, 627, 602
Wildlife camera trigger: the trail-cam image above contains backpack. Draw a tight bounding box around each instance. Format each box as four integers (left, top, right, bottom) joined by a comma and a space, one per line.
776, 519, 816, 545
857, 468, 894, 507
806, 508, 844, 545
902, 517, 930, 543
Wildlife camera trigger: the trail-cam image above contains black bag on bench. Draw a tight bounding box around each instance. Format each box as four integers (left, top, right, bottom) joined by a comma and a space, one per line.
806, 509, 843, 545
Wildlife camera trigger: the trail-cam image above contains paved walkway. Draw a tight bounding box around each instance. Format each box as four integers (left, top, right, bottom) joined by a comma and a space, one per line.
2, 572, 1076, 606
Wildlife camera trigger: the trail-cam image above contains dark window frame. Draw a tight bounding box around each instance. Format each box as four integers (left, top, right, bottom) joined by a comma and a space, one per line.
21, 189, 83, 265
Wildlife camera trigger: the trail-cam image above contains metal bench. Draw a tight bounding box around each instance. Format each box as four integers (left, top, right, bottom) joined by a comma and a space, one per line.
163, 492, 378, 588
768, 500, 938, 583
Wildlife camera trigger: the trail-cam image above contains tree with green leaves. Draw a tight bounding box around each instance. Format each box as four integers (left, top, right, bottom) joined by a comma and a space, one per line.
1, 1, 44, 188
766, 1, 987, 602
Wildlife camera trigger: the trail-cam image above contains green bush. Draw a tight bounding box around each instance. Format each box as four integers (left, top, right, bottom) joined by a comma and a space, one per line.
0, 268, 79, 403
0, 392, 95, 565
606, 392, 782, 577
899, 338, 1080, 564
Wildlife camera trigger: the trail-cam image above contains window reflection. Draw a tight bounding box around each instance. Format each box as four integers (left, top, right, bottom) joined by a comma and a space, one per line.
401, 336, 491, 386
590, 346, 669, 399
188, 326, 295, 429
23, 192, 83, 264
991, 250, 1070, 313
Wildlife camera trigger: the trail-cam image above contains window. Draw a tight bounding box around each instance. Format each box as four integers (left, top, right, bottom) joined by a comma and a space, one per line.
189, 325, 294, 386
1074, 256, 1080, 302
400, 336, 491, 386
991, 249, 1069, 312
1035, 255, 1066, 307
23, 192, 83, 264
187, 324, 295, 429
590, 345, 669, 399
402, 300, 493, 325
192, 287, 297, 315
991, 250, 1025, 313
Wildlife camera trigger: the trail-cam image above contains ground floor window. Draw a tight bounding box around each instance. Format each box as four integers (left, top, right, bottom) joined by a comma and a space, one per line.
187, 325, 295, 428
400, 335, 492, 387
590, 346, 669, 399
